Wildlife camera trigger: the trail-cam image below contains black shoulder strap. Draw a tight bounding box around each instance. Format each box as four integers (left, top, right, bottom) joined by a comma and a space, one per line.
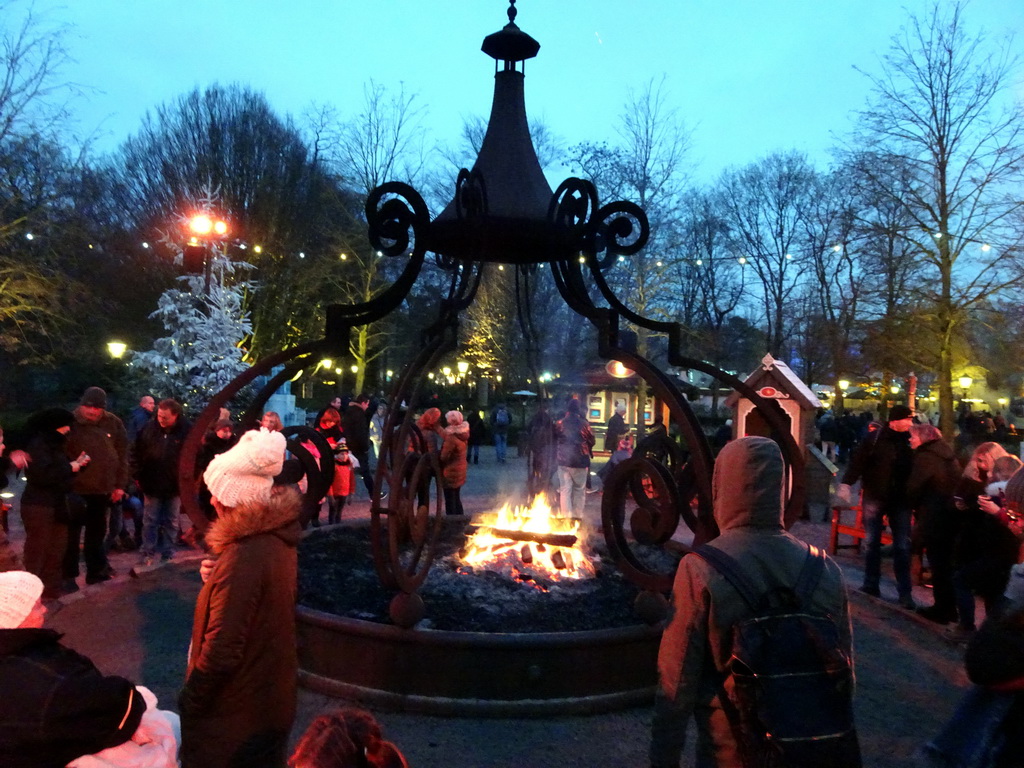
691, 543, 825, 611
691, 544, 761, 611
792, 545, 826, 603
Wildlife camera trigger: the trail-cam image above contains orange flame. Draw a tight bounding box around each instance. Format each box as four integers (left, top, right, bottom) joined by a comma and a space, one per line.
461, 495, 596, 582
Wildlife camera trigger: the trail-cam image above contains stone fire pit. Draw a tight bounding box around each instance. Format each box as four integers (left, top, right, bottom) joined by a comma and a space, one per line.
296, 519, 677, 716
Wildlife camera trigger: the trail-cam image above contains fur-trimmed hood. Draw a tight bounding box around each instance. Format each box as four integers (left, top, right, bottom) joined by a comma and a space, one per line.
444, 422, 470, 441
205, 485, 302, 555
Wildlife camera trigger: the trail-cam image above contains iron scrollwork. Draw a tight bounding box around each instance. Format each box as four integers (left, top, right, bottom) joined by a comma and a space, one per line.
453, 168, 488, 222
366, 181, 430, 258
549, 177, 597, 237
588, 200, 649, 270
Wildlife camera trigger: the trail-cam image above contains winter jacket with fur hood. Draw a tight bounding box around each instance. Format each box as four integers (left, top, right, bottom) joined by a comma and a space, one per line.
440, 422, 470, 489
650, 437, 853, 768
179, 487, 301, 768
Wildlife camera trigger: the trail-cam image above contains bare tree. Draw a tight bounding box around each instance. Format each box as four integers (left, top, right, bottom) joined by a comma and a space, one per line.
796, 167, 865, 407
569, 77, 692, 430
851, 0, 1024, 437
718, 151, 818, 357
0, 4, 119, 382
310, 81, 433, 394
110, 84, 354, 360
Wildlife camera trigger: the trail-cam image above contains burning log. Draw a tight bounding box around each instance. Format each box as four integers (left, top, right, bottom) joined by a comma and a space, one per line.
521, 545, 533, 564
489, 529, 578, 548
551, 550, 567, 570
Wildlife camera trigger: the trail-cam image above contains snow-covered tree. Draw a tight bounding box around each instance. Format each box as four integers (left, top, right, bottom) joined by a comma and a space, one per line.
133, 192, 253, 410
132, 254, 252, 410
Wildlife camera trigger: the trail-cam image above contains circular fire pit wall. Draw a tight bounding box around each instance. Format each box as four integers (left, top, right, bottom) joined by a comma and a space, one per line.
297, 605, 661, 717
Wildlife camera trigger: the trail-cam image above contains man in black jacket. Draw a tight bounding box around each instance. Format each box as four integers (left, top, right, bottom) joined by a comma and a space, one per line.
342, 394, 374, 497
64, 387, 129, 588
134, 399, 191, 565
838, 404, 916, 607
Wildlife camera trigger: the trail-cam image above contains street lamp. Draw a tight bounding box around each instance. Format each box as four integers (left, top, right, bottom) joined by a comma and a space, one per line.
185, 213, 229, 292
959, 376, 973, 408
838, 379, 850, 392
106, 341, 127, 359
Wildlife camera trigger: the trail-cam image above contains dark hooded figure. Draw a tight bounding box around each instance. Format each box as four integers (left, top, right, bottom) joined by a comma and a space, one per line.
650, 437, 855, 767
19, 409, 84, 599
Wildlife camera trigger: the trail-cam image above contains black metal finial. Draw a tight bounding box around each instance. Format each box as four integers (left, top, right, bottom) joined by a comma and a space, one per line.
482, 0, 539, 62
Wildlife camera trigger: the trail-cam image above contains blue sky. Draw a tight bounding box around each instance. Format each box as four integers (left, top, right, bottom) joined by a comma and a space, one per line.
18, 0, 1024, 183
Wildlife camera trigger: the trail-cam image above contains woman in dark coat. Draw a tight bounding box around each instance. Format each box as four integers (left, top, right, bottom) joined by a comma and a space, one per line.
907, 423, 962, 624
179, 430, 300, 768
466, 410, 487, 465
19, 409, 89, 600
953, 442, 1018, 635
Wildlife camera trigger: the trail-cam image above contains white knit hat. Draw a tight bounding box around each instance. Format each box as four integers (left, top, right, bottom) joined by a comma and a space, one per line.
203, 428, 287, 508
0, 571, 44, 629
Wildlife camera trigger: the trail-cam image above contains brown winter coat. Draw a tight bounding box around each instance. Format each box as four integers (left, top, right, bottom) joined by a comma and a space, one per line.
651, 437, 853, 768
179, 487, 302, 768
440, 422, 470, 489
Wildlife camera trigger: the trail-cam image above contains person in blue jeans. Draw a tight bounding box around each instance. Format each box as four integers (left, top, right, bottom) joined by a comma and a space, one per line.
133, 399, 191, 565
491, 404, 510, 463
837, 404, 916, 609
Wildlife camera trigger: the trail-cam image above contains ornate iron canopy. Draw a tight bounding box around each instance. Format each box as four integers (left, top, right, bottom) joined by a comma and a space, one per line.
177, 0, 804, 629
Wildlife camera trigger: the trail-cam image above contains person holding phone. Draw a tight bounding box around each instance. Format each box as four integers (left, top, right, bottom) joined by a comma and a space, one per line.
20, 409, 90, 600
951, 442, 1018, 639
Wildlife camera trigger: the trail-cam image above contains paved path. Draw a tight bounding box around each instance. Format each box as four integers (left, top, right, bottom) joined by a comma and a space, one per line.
7, 447, 972, 767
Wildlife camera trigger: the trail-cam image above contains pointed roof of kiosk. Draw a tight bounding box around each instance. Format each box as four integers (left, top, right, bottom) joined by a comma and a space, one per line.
724, 354, 823, 410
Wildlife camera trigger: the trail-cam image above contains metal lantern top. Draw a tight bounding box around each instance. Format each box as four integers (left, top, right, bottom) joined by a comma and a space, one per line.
430, 2, 569, 265
481, 0, 540, 66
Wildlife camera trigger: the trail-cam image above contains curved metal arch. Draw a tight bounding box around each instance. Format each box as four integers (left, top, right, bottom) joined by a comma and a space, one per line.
370, 327, 455, 594
177, 339, 331, 532
547, 240, 806, 592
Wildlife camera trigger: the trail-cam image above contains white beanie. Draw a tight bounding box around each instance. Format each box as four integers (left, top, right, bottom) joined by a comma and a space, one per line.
203, 428, 287, 508
0, 571, 44, 629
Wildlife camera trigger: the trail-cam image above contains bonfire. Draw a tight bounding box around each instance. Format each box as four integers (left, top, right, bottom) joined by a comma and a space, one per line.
459, 494, 597, 586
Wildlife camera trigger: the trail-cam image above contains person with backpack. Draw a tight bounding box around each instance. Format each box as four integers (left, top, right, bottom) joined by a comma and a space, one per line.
650, 436, 858, 768
491, 403, 511, 463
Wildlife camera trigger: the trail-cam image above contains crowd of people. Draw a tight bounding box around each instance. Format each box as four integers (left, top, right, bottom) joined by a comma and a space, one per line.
831, 404, 1024, 643
7, 382, 1024, 766
0, 387, 411, 767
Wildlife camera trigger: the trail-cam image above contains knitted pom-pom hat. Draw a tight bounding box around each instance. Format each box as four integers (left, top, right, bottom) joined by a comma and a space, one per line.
0, 571, 44, 629
203, 428, 287, 508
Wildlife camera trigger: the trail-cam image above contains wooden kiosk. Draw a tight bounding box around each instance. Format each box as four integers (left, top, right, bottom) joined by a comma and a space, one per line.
724, 354, 822, 449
